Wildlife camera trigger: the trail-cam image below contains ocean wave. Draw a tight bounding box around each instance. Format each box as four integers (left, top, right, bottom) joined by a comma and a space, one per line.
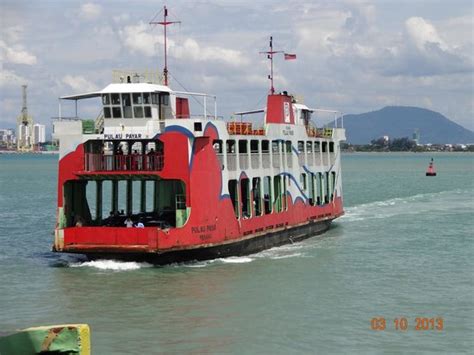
70, 259, 152, 271
342, 188, 473, 222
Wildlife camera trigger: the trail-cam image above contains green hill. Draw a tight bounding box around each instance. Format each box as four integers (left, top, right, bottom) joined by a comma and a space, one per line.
338, 106, 474, 144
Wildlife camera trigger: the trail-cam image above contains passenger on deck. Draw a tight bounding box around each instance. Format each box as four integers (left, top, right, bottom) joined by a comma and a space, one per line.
124, 216, 134, 228
147, 148, 155, 170
131, 150, 139, 170
135, 218, 145, 228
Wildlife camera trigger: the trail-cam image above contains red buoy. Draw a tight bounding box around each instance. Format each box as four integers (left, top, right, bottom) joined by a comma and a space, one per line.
426, 158, 437, 176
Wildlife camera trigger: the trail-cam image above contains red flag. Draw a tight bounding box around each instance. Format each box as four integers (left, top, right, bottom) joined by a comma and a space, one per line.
284, 53, 296, 60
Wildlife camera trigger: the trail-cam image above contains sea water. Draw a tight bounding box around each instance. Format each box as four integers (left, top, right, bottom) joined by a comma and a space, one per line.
0, 153, 472, 354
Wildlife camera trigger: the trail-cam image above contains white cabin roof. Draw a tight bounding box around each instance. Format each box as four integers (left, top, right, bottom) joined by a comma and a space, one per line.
60, 83, 172, 100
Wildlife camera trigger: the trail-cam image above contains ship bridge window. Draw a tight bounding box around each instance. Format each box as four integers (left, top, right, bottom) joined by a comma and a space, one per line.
133, 93, 143, 105
111, 93, 120, 105
329, 142, 334, 153
143, 92, 151, 104
122, 93, 132, 118
104, 107, 111, 118
102, 94, 110, 105
285, 141, 292, 153
112, 107, 122, 119
134, 106, 144, 118
262, 140, 269, 153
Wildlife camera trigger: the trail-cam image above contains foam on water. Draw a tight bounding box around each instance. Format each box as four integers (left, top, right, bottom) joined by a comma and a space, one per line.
342, 188, 473, 223
70, 259, 152, 271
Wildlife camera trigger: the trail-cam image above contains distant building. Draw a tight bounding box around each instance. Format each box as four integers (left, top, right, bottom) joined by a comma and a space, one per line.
412, 129, 420, 145
0, 128, 16, 147
33, 123, 46, 144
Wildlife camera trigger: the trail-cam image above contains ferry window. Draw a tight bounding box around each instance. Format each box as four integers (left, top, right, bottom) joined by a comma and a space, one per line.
322, 142, 327, 153
282, 175, 288, 211
241, 178, 251, 218
133, 93, 143, 105
298, 141, 304, 153
104, 107, 111, 118
301, 173, 307, 190
144, 106, 152, 118
143, 92, 151, 104
250, 140, 259, 153
238, 140, 248, 154
226, 140, 235, 153
262, 140, 269, 153
272, 141, 279, 153
213, 140, 223, 154
160, 94, 169, 105
252, 177, 262, 216
285, 141, 292, 153
273, 176, 282, 212
228, 180, 239, 219
152, 93, 159, 105
263, 176, 272, 214
111, 93, 120, 105
306, 141, 313, 153
122, 93, 132, 119
329, 142, 334, 153
134, 106, 144, 118
314, 141, 320, 152
102, 94, 110, 105
112, 107, 122, 119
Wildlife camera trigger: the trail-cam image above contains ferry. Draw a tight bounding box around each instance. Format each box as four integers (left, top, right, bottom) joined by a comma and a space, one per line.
52, 9, 346, 264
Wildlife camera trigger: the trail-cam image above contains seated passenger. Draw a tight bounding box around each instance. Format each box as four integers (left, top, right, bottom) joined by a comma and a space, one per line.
124, 216, 134, 228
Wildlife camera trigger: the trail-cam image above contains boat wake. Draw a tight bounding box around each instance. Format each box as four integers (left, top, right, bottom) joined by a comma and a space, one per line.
69, 259, 153, 271
342, 188, 473, 223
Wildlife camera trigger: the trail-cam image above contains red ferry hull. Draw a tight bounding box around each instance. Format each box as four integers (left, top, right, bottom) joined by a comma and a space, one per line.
57, 218, 335, 264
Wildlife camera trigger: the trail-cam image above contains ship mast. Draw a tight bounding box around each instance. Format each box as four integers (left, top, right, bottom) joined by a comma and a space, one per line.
150, 6, 180, 86
260, 37, 296, 94
260, 37, 283, 95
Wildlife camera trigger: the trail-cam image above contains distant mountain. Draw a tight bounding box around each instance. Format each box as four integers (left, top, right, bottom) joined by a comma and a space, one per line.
337, 106, 474, 144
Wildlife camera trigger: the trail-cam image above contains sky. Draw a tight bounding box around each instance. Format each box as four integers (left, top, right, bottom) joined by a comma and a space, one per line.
1, 0, 473, 136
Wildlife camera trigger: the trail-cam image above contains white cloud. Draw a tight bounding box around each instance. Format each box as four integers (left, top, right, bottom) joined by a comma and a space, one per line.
405, 17, 448, 52
119, 22, 157, 57
119, 23, 249, 67
0, 40, 37, 65
62, 75, 99, 93
0, 69, 28, 87
79, 3, 102, 21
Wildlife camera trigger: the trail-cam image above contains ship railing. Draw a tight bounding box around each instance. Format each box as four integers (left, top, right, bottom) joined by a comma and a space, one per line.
239, 154, 249, 170
216, 153, 225, 169
322, 153, 329, 166
298, 153, 305, 167
272, 152, 281, 169
262, 153, 271, 169
84, 153, 164, 172
286, 154, 293, 168
251, 151, 259, 169
227, 153, 237, 171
